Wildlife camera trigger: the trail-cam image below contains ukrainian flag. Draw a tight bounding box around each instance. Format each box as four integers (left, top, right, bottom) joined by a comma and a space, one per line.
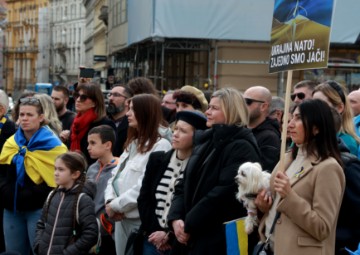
225, 218, 248, 255
0, 125, 67, 188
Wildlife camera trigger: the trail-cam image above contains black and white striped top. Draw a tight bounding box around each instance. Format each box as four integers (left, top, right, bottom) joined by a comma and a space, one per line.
155, 151, 189, 228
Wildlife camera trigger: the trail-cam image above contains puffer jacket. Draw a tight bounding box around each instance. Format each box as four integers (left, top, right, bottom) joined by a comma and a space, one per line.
34, 182, 99, 255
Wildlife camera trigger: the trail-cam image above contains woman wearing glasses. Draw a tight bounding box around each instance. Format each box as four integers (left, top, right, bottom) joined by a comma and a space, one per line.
68, 82, 116, 164
0, 97, 68, 255
168, 88, 261, 254
312, 80, 360, 156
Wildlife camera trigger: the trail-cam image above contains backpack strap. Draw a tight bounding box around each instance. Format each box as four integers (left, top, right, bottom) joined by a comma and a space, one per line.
75, 193, 102, 254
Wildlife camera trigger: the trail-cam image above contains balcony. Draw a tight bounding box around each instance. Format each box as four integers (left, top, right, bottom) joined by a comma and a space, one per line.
55, 43, 68, 52
98, 5, 108, 26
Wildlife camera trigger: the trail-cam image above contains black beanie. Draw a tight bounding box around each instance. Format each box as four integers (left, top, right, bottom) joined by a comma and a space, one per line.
175, 111, 208, 130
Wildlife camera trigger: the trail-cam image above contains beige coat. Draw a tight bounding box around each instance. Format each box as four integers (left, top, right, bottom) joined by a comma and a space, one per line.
259, 152, 345, 255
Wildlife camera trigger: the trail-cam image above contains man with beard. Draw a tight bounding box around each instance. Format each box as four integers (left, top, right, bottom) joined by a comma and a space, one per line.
51, 86, 76, 142
107, 84, 133, 156
244, 86, 281, 172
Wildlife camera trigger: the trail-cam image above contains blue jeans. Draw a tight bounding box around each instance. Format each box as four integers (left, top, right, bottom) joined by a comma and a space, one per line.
142, 239, 170, 255
3, 208, 42, 255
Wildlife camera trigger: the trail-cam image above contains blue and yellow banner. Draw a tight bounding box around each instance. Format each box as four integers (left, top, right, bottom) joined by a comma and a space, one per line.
269, 0, 335, 73
225, 218, 248, 255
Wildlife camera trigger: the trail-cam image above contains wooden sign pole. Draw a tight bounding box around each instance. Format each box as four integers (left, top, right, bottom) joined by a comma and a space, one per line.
278, 70, 293, 172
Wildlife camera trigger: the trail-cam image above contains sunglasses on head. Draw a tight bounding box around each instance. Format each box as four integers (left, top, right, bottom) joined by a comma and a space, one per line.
73, 93, 90, 102
245, 98, 265, 105
20, 97, 40, 104
290, 92, 305, 101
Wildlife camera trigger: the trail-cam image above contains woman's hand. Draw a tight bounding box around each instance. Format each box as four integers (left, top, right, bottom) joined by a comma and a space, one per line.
60, 130, 70, 143
148, 231, 170, 250
255, 189, 273, 213
172, 220, 190, 245
274, 171, 291, 198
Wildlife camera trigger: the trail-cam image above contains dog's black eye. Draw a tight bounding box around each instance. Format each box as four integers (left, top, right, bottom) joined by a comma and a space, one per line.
241, 171, 246, 177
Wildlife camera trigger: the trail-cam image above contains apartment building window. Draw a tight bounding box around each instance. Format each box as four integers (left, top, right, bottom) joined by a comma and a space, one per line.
120, 0, 127, 24
111, 0, 127, 27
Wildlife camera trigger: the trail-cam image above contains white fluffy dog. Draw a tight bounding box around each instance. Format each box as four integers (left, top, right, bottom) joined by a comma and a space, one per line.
235, 162, 271, 234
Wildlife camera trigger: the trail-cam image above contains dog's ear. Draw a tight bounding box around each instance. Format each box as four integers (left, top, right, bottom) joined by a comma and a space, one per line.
254, 162, 262, 171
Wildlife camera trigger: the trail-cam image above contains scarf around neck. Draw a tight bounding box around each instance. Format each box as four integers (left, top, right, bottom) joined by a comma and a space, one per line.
0, 115, 8, 135
70, 108, 98, 151
0, 126, 67, 187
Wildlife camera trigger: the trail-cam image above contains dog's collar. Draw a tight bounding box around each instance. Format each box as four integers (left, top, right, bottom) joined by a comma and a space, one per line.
244, 193, 258, 199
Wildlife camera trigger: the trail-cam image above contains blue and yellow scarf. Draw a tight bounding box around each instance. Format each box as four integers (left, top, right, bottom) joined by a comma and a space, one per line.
0, 126, 68, 188
0, 115, 8, 135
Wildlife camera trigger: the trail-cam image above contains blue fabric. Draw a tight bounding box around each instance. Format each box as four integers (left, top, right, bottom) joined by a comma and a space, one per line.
0, 115, 8, 135
3, 208, 42, 255
338, 132, 358, 156
142, 239, 171, 255
12, 126, 63, 187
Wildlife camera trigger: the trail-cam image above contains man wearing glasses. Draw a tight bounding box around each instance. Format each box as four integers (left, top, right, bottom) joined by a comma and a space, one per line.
291, 80, 318, 105
107, 84, 133, 156
244, 86, 281, 172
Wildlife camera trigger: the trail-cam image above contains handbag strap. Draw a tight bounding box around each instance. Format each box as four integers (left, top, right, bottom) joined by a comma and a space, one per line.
268, 211, 281, 236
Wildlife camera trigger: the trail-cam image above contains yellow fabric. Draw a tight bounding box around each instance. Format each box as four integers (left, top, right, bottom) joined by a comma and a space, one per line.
0, 136, 68, 187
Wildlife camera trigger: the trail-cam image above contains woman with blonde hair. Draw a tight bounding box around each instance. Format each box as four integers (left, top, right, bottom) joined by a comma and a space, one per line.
34, 93, 62, 136
168, 87, 261, 254
0, 97, 67, 255
313, 80, 360, 155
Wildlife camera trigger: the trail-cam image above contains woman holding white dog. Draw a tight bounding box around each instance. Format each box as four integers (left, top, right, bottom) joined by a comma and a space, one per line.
256, 99, 345, 255
168, 88, 261, 254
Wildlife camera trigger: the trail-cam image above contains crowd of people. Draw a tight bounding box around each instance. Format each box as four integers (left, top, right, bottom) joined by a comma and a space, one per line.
0, 77, 358, 255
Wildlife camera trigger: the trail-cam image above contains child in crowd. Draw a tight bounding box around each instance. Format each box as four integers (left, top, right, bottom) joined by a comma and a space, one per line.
34, 152, 99, 255
86, 125, 118, 255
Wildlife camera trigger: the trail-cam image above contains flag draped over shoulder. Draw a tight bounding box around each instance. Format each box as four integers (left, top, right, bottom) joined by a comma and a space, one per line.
225, 218, 248, 255
0, 126, 68, 188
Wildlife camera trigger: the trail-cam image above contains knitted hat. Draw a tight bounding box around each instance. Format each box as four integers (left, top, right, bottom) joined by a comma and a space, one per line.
176, 110, 208, 130
180, 85, 208, 112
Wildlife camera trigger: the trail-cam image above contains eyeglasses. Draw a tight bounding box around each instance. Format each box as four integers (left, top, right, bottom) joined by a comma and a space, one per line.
245, 98, 265, 105
107, 92, 128, 99
290, 92, 306, 101
20, 97, 40, 104
73, 93, 90, 102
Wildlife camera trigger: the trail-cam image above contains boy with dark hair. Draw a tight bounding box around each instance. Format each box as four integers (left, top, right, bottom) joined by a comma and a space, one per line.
86, 125, 118, 255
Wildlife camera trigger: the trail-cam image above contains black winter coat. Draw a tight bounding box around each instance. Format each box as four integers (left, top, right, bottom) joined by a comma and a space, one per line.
251, 117, 281, 172
167, 124, 261, 255
138, 150, 175, 234
34, 182, 99, 255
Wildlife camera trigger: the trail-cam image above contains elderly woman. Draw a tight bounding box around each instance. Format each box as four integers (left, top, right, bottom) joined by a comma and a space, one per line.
256, 99, 345, 255
0, 97, 67, 255
168, 88, 261, 254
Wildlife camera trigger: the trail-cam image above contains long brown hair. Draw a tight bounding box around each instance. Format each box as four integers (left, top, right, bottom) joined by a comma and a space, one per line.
124, 94, 162, 153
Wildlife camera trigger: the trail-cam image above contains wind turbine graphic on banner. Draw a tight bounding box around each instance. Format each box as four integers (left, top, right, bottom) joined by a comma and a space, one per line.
287, 0, 307, 43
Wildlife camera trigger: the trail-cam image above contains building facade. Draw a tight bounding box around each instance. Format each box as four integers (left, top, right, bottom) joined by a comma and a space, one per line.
4, 0, 50, 97
106, 0, 360, 94
49, 0, 86, 86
